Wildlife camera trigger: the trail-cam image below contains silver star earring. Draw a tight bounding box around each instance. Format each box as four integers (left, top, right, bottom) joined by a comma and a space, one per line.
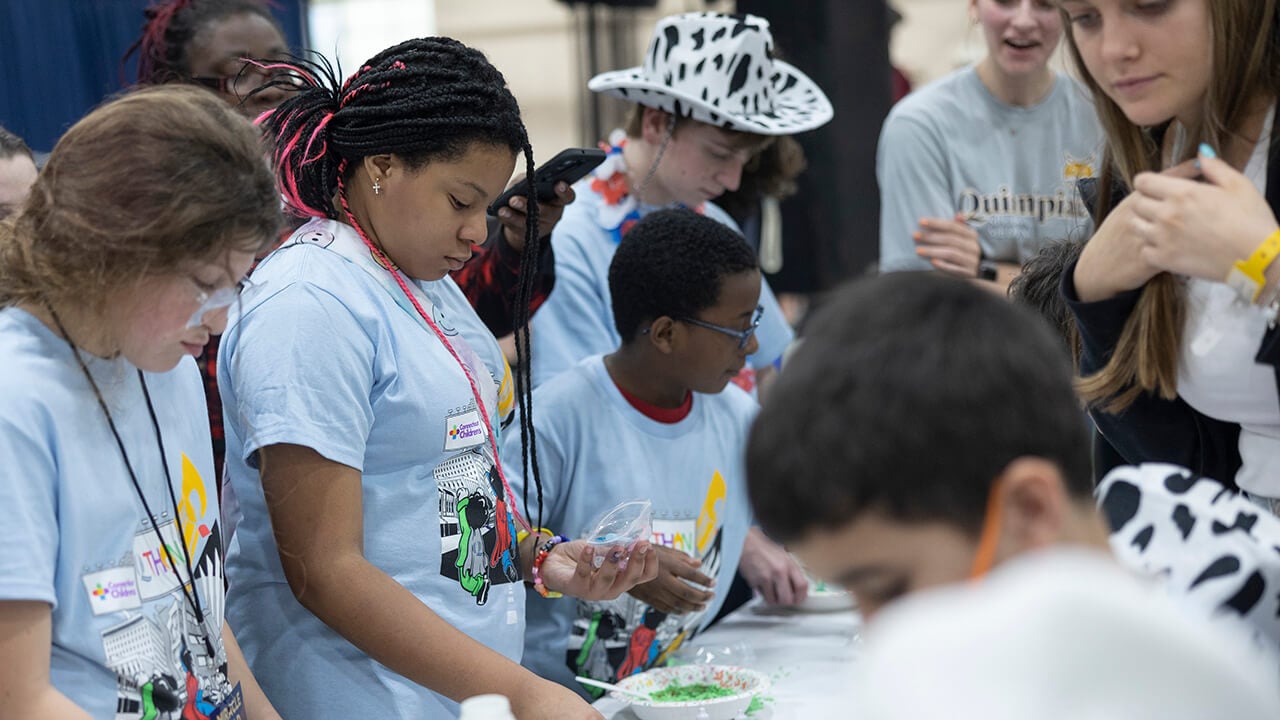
373, 178, 382, 195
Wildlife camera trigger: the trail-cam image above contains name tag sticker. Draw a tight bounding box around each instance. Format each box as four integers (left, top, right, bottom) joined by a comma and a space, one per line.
82, 566, 142, 616
444, 408, 488, 451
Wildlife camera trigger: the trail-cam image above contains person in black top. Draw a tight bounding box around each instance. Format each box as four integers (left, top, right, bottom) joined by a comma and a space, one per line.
1060, 0, 1280, 508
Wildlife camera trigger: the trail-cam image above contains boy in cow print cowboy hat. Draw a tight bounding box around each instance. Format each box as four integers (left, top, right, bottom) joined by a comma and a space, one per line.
528, 11, 833, 617
749, 273, 1280, 695
530, 11, 832, 392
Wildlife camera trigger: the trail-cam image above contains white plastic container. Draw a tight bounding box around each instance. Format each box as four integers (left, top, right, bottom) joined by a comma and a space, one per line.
459, 694, 517, 720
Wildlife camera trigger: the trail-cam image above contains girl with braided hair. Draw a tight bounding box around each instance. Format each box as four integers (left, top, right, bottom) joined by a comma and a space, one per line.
126, 1, 572, 487
218, 38, 656, 718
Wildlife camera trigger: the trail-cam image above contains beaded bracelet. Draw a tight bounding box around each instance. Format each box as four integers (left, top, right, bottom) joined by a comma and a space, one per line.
531, 534, 571, 599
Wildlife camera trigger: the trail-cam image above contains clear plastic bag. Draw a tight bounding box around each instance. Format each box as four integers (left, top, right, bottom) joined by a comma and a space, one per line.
583, 499, 652, 568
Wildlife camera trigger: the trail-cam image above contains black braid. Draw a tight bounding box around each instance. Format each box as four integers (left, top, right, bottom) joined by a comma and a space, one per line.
259, 37, 545, 532
513, 142, 543, 534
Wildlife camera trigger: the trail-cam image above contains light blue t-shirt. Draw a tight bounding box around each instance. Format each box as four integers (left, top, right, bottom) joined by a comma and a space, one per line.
504, 355, 757, 698
0, 307, 233, 719
219, 219, 525, 719
530, 166, 794, 388
420, 270, 518, 428
877, 66, 1102, 271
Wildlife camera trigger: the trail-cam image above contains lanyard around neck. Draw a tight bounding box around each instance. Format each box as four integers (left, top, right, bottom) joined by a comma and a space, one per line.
47, 307, 216, 655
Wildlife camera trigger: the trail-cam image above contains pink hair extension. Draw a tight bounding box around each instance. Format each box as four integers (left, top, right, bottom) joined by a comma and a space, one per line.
339, 64, 374, 97
339, 64, 381, 108
123, 0, 195, 84
302, 112, 334, 164
242, 58, 319, 87
275, 128, 323, 217
258, 102, 326, 217
333, 160, 532, 534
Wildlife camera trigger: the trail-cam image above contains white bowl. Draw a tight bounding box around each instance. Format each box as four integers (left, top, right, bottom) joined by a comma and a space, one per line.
613, 665, 769, 720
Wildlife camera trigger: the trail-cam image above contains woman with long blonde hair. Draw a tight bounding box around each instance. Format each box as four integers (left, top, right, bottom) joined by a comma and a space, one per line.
1062, 0, 1280, 507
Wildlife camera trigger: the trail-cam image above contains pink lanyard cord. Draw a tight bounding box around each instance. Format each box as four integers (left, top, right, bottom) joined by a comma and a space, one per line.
335, 168, 531, 533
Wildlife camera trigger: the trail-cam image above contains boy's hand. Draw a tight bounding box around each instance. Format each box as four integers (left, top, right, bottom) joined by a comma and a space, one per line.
498, 181, 575, 251
626, 546, 715, 614
738, 526, 808, 606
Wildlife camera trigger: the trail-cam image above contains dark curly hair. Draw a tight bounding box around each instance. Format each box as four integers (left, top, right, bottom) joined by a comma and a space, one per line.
124, 0, 282, 85
1007, 238, 1083, 359
256, 38, 547, 530
608, 208, 759, 342
747, 273, 1092, 544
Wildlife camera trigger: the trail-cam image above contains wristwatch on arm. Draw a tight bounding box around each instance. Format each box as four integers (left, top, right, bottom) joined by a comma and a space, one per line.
977, 249, 998, 282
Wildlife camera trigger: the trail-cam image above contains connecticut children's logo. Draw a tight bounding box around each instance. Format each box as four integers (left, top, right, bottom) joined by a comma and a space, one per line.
92, 579, 138, 601
449, 421, 483, 442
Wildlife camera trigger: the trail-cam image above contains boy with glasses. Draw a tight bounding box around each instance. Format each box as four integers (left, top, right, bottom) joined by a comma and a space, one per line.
529, 12, 833, 395
505, 209, 770, 697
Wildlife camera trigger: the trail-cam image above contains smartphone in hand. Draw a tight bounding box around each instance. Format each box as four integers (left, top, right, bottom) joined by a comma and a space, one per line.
488, 147, 606, 216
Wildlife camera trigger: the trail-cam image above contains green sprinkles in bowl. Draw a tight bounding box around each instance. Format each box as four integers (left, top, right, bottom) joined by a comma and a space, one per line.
649, 682, 738, 702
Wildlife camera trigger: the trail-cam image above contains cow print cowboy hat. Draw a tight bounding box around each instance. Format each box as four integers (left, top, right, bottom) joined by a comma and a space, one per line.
588, 12, 834, 136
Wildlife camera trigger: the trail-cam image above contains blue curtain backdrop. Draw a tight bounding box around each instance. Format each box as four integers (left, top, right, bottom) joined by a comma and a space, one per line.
0, 0, 308, 153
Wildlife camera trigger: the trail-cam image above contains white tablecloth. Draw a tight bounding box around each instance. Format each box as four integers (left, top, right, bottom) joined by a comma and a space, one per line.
592, 598, 863, 719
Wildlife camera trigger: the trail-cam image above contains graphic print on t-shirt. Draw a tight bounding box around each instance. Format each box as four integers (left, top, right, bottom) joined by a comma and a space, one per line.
102, 453, 234, 720
566, 471, 729, 694
437, 448, 522, 605
959, 151, 1095, 225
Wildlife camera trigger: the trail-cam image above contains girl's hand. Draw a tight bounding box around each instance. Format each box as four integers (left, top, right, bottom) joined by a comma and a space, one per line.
540, 539, 659, 602
914, 213, 982, 278
1070, 162, 1201, 302
1129, 148, 1280, 283
1073, 191, 1162, 302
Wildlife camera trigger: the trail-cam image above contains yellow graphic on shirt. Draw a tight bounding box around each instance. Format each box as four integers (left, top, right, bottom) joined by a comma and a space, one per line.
497, 356, 515, 421
695, 471, 726, 555
1063, 152, 1095, 180
178, 453, 209, 558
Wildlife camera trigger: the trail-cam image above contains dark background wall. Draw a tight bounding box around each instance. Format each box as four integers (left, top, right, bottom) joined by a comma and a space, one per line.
0, 0, 308, 153
737, 0, 890, 292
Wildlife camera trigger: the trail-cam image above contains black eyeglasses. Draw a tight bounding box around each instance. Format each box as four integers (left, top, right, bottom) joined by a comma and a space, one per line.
677, 305, 764, 350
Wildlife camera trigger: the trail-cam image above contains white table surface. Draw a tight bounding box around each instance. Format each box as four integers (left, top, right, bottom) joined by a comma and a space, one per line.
591, 597, 863, 719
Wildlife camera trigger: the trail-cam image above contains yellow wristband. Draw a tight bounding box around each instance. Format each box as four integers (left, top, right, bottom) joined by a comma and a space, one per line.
1227, 229, 1280, 303
517, 527, 556, 545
